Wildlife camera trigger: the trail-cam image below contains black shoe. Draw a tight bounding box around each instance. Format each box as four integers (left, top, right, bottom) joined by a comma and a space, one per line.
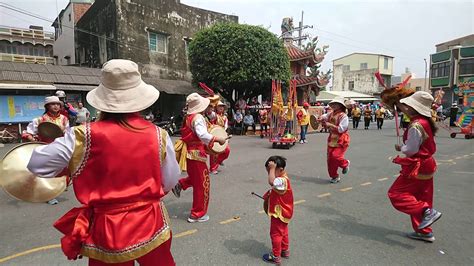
172, 183, 182, 198
407, 232, 435, 243
263, 253, 281, 264
418, 208, 442, 230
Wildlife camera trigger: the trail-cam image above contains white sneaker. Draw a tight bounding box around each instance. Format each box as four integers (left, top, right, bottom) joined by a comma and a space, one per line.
303, 140, 307, 143
47, 198, 59, 205
299, 140, 304, 144
330, 177, 341, 183
187, 214, 210, 223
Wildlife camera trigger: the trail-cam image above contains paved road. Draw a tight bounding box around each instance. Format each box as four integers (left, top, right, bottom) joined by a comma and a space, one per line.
0, 120, 473, 265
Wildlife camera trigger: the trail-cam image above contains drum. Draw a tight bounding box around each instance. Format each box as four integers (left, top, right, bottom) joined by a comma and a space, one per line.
263, 190, 270, 215
38, 122, 63, 140
208, 125, 228, 154
0, 143, 67, 202
310, 115, 320, 130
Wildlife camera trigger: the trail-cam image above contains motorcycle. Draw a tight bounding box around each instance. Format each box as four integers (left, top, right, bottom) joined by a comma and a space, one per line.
155, 116, 179, 136
384, 109, 394, 120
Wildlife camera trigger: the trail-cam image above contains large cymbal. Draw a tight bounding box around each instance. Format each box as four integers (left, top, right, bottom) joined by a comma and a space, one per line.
38, 122, 63, 140
310, 115, 320, 130
0, 143, 66, 202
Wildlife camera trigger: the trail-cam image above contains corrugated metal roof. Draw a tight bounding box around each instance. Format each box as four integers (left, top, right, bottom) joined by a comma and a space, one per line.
0, 61, 101, 86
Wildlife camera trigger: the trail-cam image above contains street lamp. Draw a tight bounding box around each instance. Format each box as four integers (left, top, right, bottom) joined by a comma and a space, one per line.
424, 58, 427, 91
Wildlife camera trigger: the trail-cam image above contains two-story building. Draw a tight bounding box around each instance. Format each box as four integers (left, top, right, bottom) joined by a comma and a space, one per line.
429, 34, 474, 106
52, 0, 94, 65
332, 53, 393, 96
74, 0, 238, 118
0, 25, 54, 64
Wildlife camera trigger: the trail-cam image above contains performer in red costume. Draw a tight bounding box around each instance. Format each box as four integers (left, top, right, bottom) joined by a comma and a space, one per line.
22, 96, 69, 143
209, 101, 231, 174
388, 91, 442, 243
23, 95, 70, 205
172, 93, 227, 223
262, 156, 293, 265
320, 97, 350, 183
27, 59, 181, 265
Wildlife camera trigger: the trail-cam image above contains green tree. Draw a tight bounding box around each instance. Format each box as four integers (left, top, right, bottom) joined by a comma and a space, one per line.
188, 23, 291, 106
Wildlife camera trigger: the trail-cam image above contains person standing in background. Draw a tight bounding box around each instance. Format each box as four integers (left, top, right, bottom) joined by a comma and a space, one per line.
75, 102, 90, 125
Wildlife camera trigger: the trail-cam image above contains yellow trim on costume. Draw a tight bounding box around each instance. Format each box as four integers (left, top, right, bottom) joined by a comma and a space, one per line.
69, 125, 86, 175
81, 202, 171, 263
410, 122, 428, 142
160, 128, 167, 162
416, 173, 434, 180
174, 139, 188, 171
328, 134, 339, 147
186, 150, 207, 162
269, 205, 290, 224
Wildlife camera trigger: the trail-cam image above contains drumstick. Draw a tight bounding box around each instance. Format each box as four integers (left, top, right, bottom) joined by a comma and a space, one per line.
251, 192, 264, 200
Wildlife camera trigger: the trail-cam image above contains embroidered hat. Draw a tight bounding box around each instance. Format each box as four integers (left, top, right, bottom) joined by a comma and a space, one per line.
44, 96, 63, 108
400, 91, 434, 117
86, 59, 159, 113
186, 93, 210, 115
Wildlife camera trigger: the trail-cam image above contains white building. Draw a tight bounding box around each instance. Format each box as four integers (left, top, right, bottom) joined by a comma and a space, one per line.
52, 0, 94, 65
332, 53, 394, 95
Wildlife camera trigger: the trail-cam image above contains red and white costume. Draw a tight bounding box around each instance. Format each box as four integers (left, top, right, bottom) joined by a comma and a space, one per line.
178, 113, 216, 219
22, 112, 69, 143
27, 113, 180, 265
264, 174, 293, 258
209, 112, 231, 172
322, 111, 350, 179
388, 116, 437, 234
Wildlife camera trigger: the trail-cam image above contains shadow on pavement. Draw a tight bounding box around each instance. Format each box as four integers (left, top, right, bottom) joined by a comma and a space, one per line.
223, 239, 269, 259
289, 174, 331, 185
307, 205, 416, 250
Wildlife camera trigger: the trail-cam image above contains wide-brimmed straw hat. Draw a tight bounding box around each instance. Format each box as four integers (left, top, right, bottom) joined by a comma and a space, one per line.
187, 93, 210, 115
86, 59, 159, 113
400, 91, 434, 117
44, 96, 63, 108
329, 96, 346, 108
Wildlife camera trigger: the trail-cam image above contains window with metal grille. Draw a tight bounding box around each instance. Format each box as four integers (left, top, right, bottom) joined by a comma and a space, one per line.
148, 32, 168, 54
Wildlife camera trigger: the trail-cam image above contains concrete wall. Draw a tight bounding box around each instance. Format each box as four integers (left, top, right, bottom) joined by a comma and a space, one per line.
53, 4, 75, 65
436, 34, 474, 52
116, 0, 238, 81
333, 53, 379, 72
378, 56, 393, 75
76, 0, 237, 79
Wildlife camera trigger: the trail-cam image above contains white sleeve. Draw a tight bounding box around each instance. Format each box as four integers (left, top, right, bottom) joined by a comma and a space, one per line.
27, 127, 75, 178
401, 127, 423, 157
321, 114, 329, 121
193, 115, 214, 145
160, 133, 181, 192
224, 118, 228, 130
338, 115, 349, 133
26, 119, 39, 135
272, 177, 287, 191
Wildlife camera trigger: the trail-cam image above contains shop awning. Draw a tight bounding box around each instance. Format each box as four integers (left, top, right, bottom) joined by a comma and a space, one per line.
0, 83, 56, 90
144, 78, 198, 95
54, 84, 97, 91
316, 91, 378, 102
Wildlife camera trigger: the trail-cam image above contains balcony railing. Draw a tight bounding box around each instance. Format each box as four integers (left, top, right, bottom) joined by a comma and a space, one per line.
0, 53, 54, 64
0, 26, 54, 42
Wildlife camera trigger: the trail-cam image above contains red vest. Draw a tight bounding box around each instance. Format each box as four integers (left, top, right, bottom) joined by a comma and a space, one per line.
264, 175, 294, 223
181, 114, 209, 162
54, 114, 170, 263
396, 116, 437, 179
327, 111, 350, 148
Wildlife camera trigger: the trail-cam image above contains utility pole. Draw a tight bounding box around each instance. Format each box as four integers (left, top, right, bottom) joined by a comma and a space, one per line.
292, 11, 313, 48
424, 58, 427, 91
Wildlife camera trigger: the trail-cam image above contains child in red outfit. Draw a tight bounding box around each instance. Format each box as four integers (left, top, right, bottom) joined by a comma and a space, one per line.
262, 156, 293, 264
388, 91, 442, 243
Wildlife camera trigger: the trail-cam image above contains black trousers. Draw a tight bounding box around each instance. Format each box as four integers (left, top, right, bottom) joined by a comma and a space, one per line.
364, 117, 371, 129
352, 117, 360, 129
377, 118, 384, 129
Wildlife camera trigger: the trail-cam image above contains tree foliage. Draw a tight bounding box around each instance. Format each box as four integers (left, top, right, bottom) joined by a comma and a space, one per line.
188, 23, 291, 105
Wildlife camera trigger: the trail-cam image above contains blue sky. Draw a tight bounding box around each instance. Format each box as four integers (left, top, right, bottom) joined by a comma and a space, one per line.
1, 0, 472, 79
